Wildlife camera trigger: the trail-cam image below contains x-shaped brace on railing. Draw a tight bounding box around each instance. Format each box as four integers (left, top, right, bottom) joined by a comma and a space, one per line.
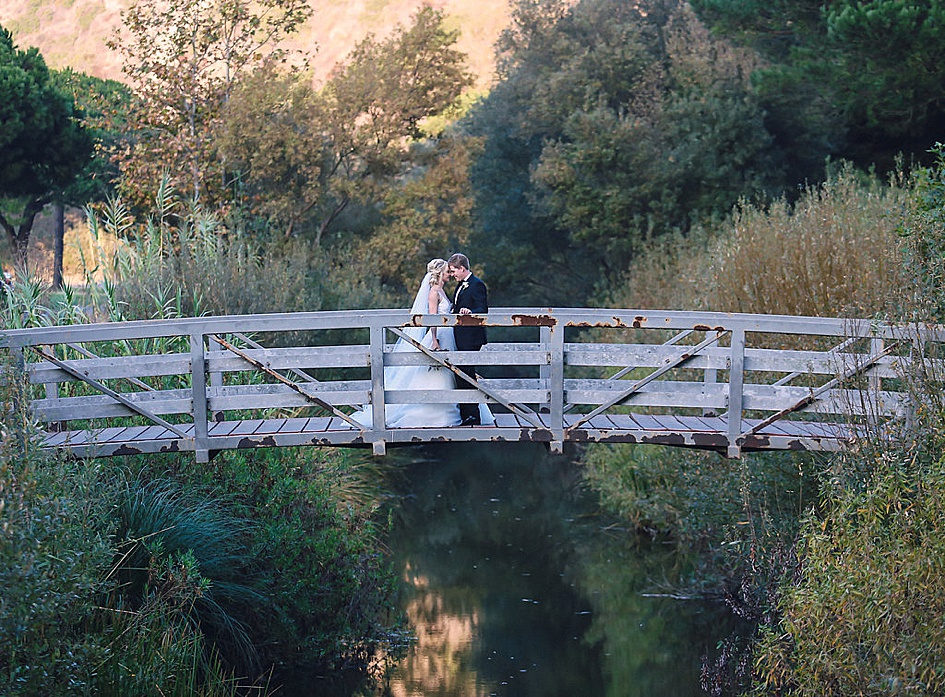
209, 335, 366, 431
563, 329, 696, 414
566, 330, 730, 434
29, 346, 192, 440
738, 340, 900, 442
388, 327, 545, 429
228, 332, 321, 385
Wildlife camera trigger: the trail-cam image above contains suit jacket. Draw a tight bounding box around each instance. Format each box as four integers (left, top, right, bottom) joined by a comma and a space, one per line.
453, 274, 488, 351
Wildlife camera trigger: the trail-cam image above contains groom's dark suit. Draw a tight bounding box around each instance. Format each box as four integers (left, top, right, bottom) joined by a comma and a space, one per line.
453, 273, 488, 424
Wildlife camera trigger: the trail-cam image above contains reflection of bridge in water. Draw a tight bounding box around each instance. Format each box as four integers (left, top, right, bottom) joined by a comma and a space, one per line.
0, 308, 924, 462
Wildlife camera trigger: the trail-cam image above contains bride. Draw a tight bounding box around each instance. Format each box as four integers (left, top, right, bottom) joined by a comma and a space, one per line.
353, 258, 494, 428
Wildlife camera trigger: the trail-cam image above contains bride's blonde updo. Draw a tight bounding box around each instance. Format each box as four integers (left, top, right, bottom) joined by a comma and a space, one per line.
427, 258, 448, 286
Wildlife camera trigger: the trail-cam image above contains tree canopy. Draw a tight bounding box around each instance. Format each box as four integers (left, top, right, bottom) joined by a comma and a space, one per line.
463, 0, 779, 303
108, 0, 312, 209
0, 27, 92, 262
220, 6, 475, 246
691, 0, 945, 172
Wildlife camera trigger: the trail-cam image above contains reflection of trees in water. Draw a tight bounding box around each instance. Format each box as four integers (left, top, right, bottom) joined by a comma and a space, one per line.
572, 535, 733, 696
382, 443, 728, 697
387, 567, 484, 697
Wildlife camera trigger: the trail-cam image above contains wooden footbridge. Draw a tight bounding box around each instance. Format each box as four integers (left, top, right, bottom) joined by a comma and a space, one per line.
0, 308, 923, 462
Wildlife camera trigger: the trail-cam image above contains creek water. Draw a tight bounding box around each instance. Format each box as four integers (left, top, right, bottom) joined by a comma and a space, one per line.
371, 442, 731, 697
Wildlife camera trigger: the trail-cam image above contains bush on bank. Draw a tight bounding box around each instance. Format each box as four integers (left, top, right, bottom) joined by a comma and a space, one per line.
0, 360, 398, 694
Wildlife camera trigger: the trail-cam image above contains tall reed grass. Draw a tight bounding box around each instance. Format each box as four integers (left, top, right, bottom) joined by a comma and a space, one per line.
606, 163, 909, 319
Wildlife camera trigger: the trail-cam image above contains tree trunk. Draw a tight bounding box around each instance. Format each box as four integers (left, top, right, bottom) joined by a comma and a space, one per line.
53, 202, 65, 290
3, 197, 48, 268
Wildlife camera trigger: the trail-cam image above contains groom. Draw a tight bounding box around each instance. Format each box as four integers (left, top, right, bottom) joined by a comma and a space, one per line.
448, 253, 488, 426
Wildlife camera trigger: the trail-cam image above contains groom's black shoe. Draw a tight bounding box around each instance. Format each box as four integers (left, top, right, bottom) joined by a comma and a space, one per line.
459, 414, 481, 426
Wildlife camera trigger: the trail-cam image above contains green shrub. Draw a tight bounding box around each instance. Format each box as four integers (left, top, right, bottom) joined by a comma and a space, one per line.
582, 444, 814, 557
753, 452, 945, 696
0, 363, 264, 695
0, 389, 114, 694
898, 143, 945, 322
125, 446, 399, 673
750, 149, 945, 695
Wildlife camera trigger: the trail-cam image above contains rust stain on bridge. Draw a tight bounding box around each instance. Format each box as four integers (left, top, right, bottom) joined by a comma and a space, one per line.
511, 314, 556, 327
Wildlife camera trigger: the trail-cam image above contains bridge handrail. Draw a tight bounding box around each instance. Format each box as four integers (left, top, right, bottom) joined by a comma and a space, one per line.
2, 307, 939, 346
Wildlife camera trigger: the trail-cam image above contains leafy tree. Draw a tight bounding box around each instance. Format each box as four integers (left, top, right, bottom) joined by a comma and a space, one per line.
217, 61, 324, 238
314, 6, 474, 245
464, 0, 779, 303
691, 0, 945, 174
464, 0, 614, 304
0, 28, 93, 264
220, 6, 474, 247
107, 0, 312, 209
359, 134, 484, 290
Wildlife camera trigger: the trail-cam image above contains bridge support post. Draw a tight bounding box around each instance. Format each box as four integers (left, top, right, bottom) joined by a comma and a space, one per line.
191, 333, 210, 463
548, 323, 565, 453
369, 324, 388, 457
726, 328, 745, 459
540, 326, 551, 414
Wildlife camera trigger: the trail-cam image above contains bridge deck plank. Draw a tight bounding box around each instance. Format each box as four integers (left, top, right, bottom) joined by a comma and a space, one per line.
208, 421, 241, 437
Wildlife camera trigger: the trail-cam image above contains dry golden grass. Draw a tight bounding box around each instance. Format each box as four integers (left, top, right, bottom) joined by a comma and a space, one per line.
0, 0, 511, 89
608, 165, 911, 319
0, 206, 127, 285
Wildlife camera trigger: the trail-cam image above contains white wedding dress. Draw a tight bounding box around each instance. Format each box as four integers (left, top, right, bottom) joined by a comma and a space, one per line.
353, 275, 495, 429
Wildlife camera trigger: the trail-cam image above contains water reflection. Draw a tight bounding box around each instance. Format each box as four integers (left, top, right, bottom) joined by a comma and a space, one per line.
381, 442, 730, 697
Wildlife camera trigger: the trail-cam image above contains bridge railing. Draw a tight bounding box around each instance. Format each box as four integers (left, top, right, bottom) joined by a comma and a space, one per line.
0, 308, 935, 460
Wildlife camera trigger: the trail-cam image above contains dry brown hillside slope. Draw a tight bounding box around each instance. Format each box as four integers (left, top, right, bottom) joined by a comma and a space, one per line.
0, 0, 509, 87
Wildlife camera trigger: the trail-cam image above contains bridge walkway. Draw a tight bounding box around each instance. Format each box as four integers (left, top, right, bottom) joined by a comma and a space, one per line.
39, 411, 858, 459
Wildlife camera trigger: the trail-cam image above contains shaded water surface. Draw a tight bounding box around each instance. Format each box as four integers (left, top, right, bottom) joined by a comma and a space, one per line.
376, 443, 729, 697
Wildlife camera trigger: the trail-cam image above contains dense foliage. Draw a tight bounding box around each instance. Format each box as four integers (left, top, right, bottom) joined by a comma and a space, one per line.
606, 164, 909, 317
6, 0, 945, 693
584, 150, 945, 694
0, 329, 398, 695
463, 0, 781, 303
107, 0, 312, 209
0, 27, 92, 261
691, 0, 945, 176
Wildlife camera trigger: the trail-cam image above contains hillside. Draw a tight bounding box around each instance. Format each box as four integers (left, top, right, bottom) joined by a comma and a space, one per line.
0, 0, 509, 88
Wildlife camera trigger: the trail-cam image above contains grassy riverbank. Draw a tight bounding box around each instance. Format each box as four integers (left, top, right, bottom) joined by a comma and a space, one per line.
0, 192, 406, 695
582, 154, 945, 694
